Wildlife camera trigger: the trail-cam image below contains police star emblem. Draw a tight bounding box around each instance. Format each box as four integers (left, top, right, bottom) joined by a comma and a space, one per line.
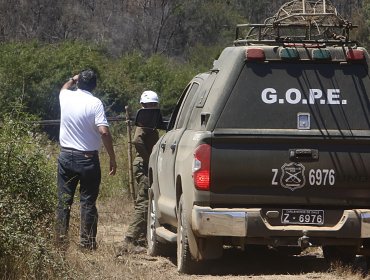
280, 162, 306, 191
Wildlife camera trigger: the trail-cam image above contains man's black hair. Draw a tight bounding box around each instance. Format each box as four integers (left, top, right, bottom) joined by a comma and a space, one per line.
77, 69, 97, 91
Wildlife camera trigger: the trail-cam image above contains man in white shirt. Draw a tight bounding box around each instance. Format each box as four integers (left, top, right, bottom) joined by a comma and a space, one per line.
56, 69, 117, 250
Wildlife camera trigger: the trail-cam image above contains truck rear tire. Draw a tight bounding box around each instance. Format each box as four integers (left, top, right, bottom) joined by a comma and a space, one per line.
147, 188, 173, 256
177, 194, 198, 274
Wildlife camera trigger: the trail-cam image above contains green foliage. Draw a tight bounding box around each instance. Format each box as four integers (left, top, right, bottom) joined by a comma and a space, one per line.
359, 0, 370, 49
136, 54, 196, 115
0, 112, 70, 279
186, 44, 224, 70
175, 0, 243, 48
0, 41, 209, 121
100, 51, 198, 116
0, 41, 107, 120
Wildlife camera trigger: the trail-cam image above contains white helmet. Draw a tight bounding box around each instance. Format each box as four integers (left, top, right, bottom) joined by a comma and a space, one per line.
140, 90, 159, 104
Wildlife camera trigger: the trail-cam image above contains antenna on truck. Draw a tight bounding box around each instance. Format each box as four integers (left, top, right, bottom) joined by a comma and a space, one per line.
235, 0, 357, 46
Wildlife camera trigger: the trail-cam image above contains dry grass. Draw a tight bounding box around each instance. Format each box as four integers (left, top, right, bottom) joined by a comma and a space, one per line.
62, 193, 181, 280
60, 192, 370, 280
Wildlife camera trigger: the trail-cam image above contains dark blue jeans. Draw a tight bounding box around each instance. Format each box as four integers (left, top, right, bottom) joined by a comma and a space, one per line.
56, 149, 101, 249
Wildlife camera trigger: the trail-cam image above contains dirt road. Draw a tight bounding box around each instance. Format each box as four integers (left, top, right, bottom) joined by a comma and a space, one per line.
64, 194, 369, 280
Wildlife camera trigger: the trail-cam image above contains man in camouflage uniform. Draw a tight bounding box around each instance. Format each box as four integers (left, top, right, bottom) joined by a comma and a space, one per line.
119, 90, 159, 254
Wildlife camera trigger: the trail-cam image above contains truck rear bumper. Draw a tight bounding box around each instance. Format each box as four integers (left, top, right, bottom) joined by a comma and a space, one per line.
191, 206, 370, 239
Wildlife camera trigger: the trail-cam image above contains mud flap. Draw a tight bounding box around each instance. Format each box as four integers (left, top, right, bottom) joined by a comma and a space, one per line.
188, 227, 223, 260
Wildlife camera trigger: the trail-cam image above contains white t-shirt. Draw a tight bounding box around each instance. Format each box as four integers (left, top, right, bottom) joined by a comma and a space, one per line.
59, 88, 108, 151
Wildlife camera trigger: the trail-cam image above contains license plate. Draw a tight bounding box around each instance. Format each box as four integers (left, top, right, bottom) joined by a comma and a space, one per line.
281, 209, 324, 225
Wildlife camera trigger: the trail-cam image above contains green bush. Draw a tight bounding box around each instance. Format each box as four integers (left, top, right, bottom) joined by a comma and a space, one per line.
100, 51, 197, 116
0, 112, 70, 279
0, 41, 215, 122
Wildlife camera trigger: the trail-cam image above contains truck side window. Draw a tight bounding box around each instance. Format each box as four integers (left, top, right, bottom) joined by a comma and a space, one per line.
175, 83, 199, 129
166, 84, 190, 131
188, 73, 217, 130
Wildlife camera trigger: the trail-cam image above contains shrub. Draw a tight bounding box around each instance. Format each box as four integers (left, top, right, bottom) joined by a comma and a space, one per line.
0, 41, 219, 124
0, 112, 71, 279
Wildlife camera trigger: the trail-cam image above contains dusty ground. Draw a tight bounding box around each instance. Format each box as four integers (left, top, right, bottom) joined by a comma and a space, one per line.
63, 194, 370, 280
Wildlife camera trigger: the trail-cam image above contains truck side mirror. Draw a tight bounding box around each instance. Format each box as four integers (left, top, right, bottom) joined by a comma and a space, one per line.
135, 108, 167, 130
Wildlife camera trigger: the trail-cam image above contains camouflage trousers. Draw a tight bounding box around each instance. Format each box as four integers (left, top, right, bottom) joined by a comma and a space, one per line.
125, 159, 149, 244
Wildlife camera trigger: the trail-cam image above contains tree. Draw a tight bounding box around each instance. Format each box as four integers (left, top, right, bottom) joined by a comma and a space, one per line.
358, 0, 370, 48
0, 0, 365, 56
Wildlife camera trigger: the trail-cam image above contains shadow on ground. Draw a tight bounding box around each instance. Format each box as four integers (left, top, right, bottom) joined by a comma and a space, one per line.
169, 246, 368, 276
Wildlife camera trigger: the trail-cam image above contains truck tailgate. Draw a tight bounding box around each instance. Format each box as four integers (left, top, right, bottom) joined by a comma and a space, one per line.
210, 136, 370, 208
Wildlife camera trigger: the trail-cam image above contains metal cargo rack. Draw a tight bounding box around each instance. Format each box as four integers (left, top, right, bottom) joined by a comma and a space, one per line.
234, 0, 358, 47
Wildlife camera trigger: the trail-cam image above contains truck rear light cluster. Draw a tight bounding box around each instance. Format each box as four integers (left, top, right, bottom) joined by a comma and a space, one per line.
312, 49, 331, 60
246, 47, 366, 62
280, 48, 299, 60
245, 48, 265, 61
192, 144, 211, 191
346, 49, 365, 61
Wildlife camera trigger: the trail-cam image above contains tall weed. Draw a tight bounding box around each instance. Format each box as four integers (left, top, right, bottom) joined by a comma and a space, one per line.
0, 113, 72, 279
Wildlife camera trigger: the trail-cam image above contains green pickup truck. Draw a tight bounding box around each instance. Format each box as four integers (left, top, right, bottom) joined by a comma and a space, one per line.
136, 1, 370, 274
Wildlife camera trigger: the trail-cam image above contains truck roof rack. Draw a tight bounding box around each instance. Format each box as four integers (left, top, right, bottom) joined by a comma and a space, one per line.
234, 0, 358, 46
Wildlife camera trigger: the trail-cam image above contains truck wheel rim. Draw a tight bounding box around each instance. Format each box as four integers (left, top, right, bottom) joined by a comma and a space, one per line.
149, 198, 155, 245
178, 206, 184, 269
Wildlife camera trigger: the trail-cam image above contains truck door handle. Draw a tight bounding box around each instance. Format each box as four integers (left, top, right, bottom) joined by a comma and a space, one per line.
170, 142, 177, 151
289, 149, 319, 161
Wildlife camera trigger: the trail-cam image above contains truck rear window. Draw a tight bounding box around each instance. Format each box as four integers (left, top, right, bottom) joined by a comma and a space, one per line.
216, 63, 370, 131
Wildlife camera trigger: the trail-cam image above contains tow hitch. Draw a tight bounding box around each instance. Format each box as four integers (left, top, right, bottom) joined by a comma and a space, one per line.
298, 230, 312, 249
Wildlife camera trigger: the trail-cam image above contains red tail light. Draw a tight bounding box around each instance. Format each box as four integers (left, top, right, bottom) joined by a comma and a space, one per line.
346, 49, 365, 61
245, 48, 265, 61
192, 144, 211, 191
